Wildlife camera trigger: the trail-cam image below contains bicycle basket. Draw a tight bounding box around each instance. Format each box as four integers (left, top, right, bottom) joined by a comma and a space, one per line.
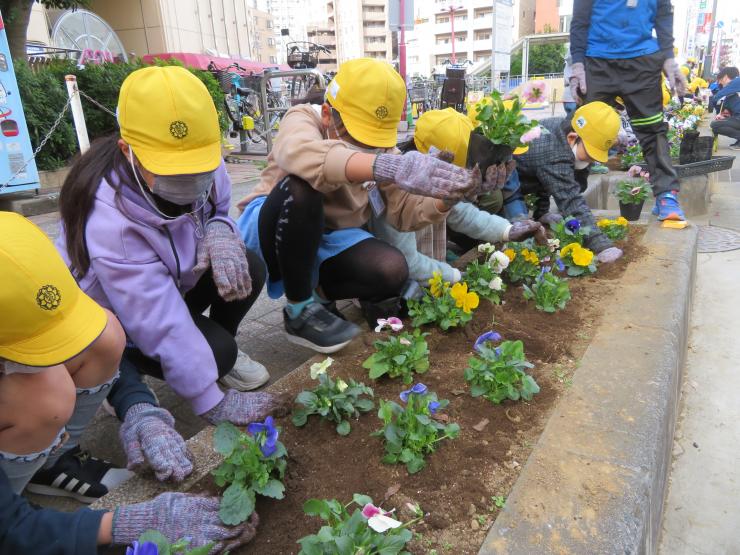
215, 70, 234, 95
287, 50, 319, 69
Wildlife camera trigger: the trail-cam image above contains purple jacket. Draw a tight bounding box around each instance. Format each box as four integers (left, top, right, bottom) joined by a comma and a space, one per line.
56, 162, 234, 414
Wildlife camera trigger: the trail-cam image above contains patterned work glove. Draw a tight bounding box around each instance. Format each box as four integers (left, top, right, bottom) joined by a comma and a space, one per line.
194, 221, 251, 302
203, 389, 291, 426
508, 220, 547, 244
663, 58, 688, 97
569, 62, 587, 99
538, 213, 563, 226
112, 492, 259, 554
479, 160, 517, 195
373, 151, 482, 202
596, 246, 624, 264
119, 403, 193, 483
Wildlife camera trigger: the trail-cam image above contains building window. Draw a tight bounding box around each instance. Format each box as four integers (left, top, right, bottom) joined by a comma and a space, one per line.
269, 56, 277, 63
268, 38, 275, 46
560, 15, 571, 33
267, 20, 273, 29
475, 31, 491, 41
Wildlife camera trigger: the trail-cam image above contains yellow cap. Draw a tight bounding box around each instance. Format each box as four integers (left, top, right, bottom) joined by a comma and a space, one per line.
0, 213, 107, 366
326, 58, 405, 148
414, 108, 475, 167
680, 66, 690, 77
571, 102, 620, 163
468, 97, 529, 155
118, 66, 222, 175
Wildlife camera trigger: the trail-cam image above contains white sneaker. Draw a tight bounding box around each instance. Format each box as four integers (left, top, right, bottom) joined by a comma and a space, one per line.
219, 350, 270, 391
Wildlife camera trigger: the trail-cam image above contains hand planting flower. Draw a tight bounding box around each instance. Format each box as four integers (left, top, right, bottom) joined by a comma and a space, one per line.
559, 243, 597, 276
212, 419, 288, 525
375, 317, 404, 333
363, 330, 430, 384
450, 282, 480, 314
519, 126, 542, 144
298, 495, 416, 554
465, 339, 540, 404
310, 357, 334, 379
474, 331, 502, 353
293, 366, 374, 435
374, 385, 459, 473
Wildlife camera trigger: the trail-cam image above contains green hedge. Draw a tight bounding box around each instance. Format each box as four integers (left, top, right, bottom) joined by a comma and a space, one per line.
15, 58, 227, 171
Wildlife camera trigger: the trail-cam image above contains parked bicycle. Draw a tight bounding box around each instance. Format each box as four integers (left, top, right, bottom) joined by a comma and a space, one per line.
285, 41, 331, 101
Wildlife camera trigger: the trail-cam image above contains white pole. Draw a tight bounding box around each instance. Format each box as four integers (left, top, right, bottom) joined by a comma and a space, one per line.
65, 75, 90, 154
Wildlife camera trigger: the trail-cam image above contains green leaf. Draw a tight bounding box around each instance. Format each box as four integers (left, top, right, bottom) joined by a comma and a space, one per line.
470, 384, 487, 397
316, 525, 335, 542
368, 364, 389, 379
184, 544, 216, 555
352, 493, 373, 507
392, 354, 407, 366
137, 530, 171, 555
355, 398, 375, 412
292, 409, 308, 427
213, 422, 241, 457
336, 420, 351, 436
255, 478, 285, 499
407, 456, 426, 474
296, 391, 319, 407
219, 483, 255, 525
303, 498, 331, 519
415, 414, 431, 425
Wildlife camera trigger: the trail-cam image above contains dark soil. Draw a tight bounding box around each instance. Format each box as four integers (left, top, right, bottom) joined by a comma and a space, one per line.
194, 227, 647, 555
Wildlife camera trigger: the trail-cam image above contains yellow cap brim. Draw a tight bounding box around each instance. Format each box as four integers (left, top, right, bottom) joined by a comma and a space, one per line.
338, 112, 398, 149
131, 140, 222, 176
0, 291, 107, 367
582, 140, 609, 163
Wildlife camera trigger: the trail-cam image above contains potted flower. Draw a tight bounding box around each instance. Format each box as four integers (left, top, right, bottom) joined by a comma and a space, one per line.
614, 165, 651, 221
468, 90, 541, 175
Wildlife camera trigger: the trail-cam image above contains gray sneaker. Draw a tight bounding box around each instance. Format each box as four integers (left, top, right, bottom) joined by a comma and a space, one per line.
284, 303, 360, 354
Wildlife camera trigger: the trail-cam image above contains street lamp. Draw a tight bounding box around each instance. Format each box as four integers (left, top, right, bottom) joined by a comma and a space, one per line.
445, 4, 465, 64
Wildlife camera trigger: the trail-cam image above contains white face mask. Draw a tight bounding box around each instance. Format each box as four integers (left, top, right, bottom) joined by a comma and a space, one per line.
1, 360, 52, 375
572, 142, 591, 170
324, 107, 387, 154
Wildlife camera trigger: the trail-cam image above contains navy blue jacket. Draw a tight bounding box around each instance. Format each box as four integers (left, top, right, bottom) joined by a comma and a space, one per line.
571, 0, 675, 64
709, 77, 740, 117
0, 359, 156, 553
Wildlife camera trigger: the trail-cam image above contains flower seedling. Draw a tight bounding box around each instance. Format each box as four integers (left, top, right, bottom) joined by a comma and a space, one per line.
363, 325, 430, 385
549, 216, 591, 247
407, 272, 479, 331
522, 267, 571, 313
474, 90, 541, 150
212, 416, 288, 525
373, 383, 460, 474
293, 357, 375, 435
596, 217, 629, 241
465, 335, 540, 404
464, 244, 508, 304
614, 173, 651, 205
502, 243, 541, 283
559, 242, 597, 276
620, 142, 644, 168
297, 494, 420, 554
128, 531, 213, 555
489, 496, 506, 510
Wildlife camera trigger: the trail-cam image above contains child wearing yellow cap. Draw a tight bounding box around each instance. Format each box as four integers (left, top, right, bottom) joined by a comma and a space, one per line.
0, 213, 257, 553
369, 107, 546, 283
56, 66, 289, 429
236, 58, 482, 347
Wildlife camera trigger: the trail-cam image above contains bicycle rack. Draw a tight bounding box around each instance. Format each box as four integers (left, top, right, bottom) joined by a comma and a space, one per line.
258, 68, 326, 153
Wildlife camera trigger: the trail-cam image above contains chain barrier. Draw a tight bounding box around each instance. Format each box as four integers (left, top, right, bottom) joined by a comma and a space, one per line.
0, 90, 116, 193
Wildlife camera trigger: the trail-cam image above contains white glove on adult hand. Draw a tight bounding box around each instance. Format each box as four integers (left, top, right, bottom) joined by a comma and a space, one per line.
663, 58, 688, 97
569, 62, 587, 99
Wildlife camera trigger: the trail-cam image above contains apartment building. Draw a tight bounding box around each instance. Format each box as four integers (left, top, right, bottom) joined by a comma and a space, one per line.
329, 0, 393, 64
306, 23, 338, 72
428, 0, 498, 67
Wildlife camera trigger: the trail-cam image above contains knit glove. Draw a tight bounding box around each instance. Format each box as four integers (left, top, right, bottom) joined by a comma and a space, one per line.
538, 213, 562, 226
373, 151, 482, 201
508, 220, 547, 244
479, 160, 517, 195
596, 246, 623, 264
569, 62, 587, 99
663, 58, 688, 97
119, 403, 193, 482
112, 492, 258, 553
194, 221, 251, 302
203, 389, 291, 426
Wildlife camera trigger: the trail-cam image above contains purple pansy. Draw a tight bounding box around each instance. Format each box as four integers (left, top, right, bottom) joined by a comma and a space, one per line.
247, 416, 279, 457
474, 331, 502, 353
428, 401, 441, 414
565, 218, 581, 233
126, 542, 159, 555
400, 383, 428, 403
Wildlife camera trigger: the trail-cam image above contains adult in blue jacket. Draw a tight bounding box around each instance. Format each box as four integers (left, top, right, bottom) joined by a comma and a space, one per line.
0, 213, 257, 554
709, 66, 740, 149
570, 0, 688, 221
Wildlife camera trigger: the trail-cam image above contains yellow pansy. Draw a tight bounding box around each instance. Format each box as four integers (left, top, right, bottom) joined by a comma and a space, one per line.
429, 271, 444, 298
526, 251, 539, 265
450, 282, 480, 314
615, 216, 629, 226
504, 248, 516, 261
572, 246, 594, 267
597, 218, 611, 228
559, 243, 578, 258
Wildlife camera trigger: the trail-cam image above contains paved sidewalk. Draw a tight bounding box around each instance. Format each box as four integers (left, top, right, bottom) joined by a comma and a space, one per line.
659, 136, 740, 554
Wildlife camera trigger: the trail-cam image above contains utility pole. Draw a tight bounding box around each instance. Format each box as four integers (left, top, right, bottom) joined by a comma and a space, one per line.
701, 0, 719, 79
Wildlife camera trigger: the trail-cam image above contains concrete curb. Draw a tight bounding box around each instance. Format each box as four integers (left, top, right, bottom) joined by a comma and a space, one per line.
479, 222, 698, 555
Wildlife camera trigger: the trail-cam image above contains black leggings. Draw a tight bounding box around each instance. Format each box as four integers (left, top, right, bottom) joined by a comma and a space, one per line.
124, 249, 266, 380
258, 175, 409, 302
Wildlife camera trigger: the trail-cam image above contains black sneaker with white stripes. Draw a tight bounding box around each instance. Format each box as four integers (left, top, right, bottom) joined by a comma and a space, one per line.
26, 445, 133, 504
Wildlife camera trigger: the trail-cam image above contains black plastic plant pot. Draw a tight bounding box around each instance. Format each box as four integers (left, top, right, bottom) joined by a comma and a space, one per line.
619, 200, 645, 221
466, 131, 513, 176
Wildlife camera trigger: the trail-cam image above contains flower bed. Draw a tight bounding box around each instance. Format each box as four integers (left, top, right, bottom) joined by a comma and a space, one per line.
186, 229, 646, 555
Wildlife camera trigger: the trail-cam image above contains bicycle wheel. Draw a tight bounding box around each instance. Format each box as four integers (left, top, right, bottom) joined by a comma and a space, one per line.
240, 89, 266, 143
223, 97, 240, 135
